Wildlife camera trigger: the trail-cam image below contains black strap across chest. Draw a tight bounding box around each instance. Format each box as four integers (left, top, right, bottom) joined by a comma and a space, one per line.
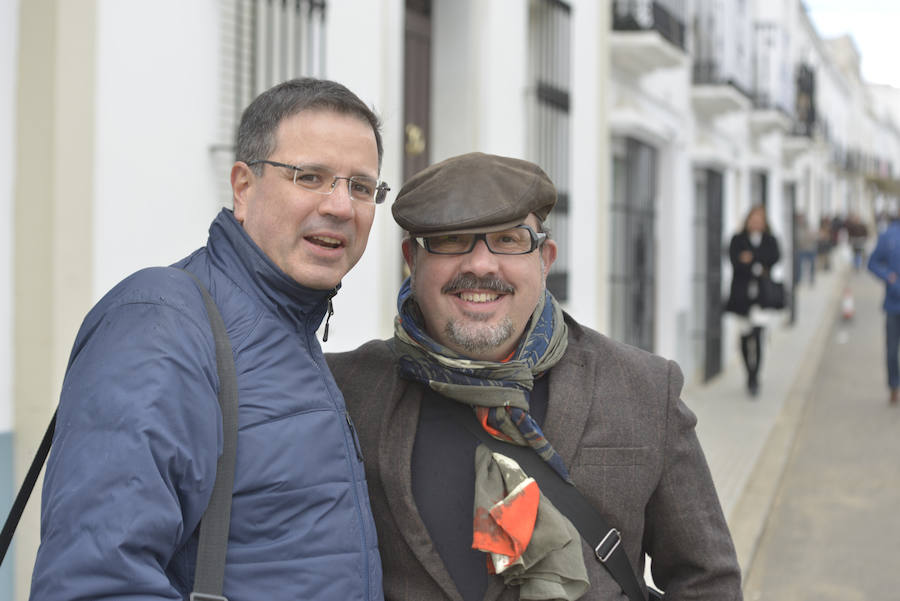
445, 401, 661, 601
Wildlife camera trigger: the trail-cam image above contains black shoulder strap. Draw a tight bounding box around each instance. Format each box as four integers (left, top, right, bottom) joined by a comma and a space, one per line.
446, 403, 656, 601
0, 270, 239, 601
0, 411, 56, 563
181, 270, 238, 601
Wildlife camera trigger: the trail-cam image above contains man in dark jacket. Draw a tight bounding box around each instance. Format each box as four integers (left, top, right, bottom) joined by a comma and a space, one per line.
867, 215, 900, 405
327, 153, 742, 601
31, 78, 388, 601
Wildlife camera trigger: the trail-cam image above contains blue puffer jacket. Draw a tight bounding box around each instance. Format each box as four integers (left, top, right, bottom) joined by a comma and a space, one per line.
869, 220, 900, 314
31, 209, 383, 601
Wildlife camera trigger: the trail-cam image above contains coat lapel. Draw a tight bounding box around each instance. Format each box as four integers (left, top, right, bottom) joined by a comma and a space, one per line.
377, 378, 465, 601
543, 341, 597, 470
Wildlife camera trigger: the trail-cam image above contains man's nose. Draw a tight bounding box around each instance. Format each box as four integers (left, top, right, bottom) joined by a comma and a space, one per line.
318, 179, 354, 219
459, 238, 500, 275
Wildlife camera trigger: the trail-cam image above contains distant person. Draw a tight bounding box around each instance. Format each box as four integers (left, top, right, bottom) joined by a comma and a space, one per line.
725, 205, 782, 397
31, 78, 388, 600
817, 216, 833, 272
795, 212, 818, 285
845, 213, 869, 272
867, 214, 900, 406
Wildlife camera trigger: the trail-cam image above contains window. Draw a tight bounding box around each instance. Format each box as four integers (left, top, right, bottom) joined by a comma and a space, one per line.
527, 0, 571, 301
610, 137, 657, 352
213, 0, 327, 205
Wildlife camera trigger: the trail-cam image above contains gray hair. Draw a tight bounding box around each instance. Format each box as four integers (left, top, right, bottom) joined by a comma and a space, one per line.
235, 77, 384, 175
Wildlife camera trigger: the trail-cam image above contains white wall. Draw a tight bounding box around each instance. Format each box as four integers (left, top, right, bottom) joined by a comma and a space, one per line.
432, 0, 528, 162
0, 0, 17, 433
323, 0, 405, 350
93, 0, 221, 299
567, 0, 606, 330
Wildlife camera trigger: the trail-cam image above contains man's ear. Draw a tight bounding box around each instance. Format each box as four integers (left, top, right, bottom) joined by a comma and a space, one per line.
540, 238, 558, 274
401, 238, 416, 272
231, 162, 254, 223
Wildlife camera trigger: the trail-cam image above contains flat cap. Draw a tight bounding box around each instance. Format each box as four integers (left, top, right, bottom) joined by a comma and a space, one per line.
392, 152, 557, 235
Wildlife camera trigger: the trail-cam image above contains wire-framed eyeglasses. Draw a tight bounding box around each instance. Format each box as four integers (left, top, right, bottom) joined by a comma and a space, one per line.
414, 224, 547, 255
247, 159, 390, 205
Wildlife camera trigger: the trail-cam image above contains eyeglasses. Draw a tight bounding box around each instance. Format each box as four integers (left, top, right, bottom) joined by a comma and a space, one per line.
414, 224, 547, 255
247, 159, 390, 205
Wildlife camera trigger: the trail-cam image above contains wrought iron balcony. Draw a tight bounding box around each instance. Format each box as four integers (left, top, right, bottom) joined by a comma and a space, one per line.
612, 0, 686, 50
691, 60, 752, 118
692, 61, 753, 98
611, 0, 687, 74
748, 94, 792, 136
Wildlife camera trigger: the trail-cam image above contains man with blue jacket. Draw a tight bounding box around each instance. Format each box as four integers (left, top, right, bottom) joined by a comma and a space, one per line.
868, 212, 900, 406
31, 78, 387, 600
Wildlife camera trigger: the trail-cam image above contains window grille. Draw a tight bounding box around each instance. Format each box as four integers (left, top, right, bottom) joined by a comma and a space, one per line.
213, 0, 327, 206
527, 0, 571, 301
610, 137, 657, 352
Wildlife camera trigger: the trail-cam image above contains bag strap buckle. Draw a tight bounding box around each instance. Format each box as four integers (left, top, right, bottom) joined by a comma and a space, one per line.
190, 594, 228, 601
594, 528, 622, 563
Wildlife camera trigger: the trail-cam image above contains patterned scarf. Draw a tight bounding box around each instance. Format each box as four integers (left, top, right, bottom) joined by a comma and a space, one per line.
394, 278, 590, 599
393, 277, 571, 480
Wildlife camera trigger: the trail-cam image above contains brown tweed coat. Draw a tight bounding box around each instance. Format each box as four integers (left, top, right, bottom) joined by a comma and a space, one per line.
326, 313, 742, 601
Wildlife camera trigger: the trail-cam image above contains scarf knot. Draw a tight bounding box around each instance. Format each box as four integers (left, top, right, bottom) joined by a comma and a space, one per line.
394, 277, 571, 481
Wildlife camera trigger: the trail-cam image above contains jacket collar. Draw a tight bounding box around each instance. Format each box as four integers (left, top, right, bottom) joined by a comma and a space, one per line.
206, 208, 338, 331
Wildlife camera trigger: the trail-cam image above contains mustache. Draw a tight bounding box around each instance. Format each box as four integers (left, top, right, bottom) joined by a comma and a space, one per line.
441, 274, 515, 295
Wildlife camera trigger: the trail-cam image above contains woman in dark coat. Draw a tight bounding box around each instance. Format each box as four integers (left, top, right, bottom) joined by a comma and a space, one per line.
725, 205, 781, 396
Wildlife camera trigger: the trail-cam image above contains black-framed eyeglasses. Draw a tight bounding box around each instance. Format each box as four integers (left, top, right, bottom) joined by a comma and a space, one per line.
414, 224, 547, 255
247, 159, 390, 205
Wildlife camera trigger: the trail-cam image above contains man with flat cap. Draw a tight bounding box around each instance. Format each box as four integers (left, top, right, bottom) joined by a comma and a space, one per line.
327, 152, 742, 601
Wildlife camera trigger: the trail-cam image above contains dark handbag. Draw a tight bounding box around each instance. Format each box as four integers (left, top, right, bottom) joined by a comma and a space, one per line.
448, 405, 664, 601
758, 275, 786, 309
0, 270, 238, 601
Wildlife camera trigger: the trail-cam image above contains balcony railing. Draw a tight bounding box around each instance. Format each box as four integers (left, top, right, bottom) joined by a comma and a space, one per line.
612, 0, 686, 51
693, 60, 754, 99
752, 92, 787, 112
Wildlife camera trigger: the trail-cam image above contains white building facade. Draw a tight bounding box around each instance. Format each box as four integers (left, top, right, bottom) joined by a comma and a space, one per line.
3, 0, 900, 597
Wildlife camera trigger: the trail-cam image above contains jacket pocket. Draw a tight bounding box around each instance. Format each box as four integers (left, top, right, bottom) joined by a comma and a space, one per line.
575, 446, 650, 467
571, 447, 656, 515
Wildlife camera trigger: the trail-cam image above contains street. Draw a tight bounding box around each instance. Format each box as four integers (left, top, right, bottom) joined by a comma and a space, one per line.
743, 268, 900, 600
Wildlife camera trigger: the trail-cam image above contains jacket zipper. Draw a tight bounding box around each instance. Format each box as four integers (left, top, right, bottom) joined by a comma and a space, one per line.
346, 414, 364, 462
304, 290, 372, 599
321, 291, 336, 342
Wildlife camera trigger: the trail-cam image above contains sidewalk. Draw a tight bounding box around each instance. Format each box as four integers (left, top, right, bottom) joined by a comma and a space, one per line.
682, 253, 851, 581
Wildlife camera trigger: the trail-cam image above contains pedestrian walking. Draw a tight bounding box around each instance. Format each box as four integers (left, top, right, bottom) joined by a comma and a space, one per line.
866, 214, 900, 405
846, 213, 869, 272
817, 216, 834, 272
725, 205, 783, 397
795, 212, 818, 285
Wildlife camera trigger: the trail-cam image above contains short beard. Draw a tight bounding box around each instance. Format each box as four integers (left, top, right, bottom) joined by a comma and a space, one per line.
409, 265, 517, 355
444, 315, 514, 354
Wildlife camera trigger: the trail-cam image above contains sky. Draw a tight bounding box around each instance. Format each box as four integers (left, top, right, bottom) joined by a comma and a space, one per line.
803, 0, 900, 88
